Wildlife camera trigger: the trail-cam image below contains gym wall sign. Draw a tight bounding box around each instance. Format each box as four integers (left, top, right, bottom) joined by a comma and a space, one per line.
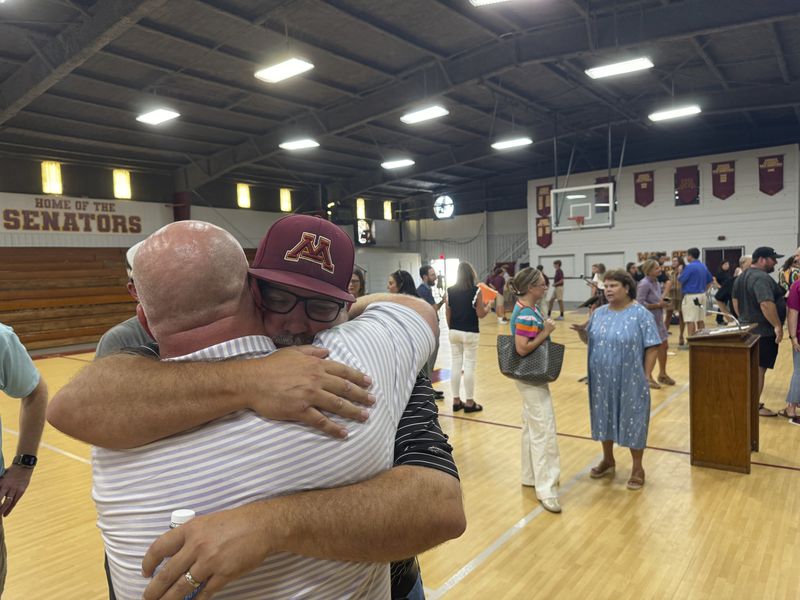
2, 193, 146, 234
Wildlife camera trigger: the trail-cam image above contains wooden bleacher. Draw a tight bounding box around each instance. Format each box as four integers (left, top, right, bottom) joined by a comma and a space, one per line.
0, 248, 135, 351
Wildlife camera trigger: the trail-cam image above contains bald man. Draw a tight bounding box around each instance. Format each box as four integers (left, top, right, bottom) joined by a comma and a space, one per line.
79, 220, 456, 599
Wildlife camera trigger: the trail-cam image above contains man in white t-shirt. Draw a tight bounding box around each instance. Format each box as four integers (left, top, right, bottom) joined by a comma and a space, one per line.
88, 219, 445, 599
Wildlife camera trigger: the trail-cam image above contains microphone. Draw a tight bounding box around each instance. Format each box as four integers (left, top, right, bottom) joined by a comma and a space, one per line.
693, 297, 741, 329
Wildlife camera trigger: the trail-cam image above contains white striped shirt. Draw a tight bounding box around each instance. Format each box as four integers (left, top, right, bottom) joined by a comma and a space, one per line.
93, 302, 435, 600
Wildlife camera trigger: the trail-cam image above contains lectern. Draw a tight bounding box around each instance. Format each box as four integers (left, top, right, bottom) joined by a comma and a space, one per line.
687, 324, 759, 473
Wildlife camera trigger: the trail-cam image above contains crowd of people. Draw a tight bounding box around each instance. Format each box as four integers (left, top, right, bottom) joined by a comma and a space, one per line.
2, 224, 799, 598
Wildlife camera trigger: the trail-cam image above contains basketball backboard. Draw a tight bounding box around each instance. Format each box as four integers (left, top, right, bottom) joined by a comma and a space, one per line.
551, 183, 614, 231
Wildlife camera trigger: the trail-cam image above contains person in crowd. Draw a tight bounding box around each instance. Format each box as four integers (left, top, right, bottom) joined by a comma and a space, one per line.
782, 276, 800, 424
0, 324, 48, 596
485, 267, 508, 323
637, 259, 675, 389
96, 241, 152, 358
508, 268, 561, 513
418, 265, 447, 400
716, 255, 751, 322
536, 265, 550, 315
713, 260, 734, 324
678, 247, 713, 336
778, 252, 800, 297
664, 256, 686, 346
571, 269, 661, 491
500, 266, 515, 322
546, 259, 566, 320
626, 262, 642, 282
349, 266, 366, 298
733, 246, 786, 418
579, 263, 606, 309
447, 261, 489, 413
388, 270, 419, 296
49, 218, 464, 599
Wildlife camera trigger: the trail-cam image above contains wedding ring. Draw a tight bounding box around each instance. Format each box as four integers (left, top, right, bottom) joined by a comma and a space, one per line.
184, 570, 202, 589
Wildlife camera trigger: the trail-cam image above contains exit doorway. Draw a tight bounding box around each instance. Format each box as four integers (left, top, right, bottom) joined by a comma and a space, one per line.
703, 246, 744, 279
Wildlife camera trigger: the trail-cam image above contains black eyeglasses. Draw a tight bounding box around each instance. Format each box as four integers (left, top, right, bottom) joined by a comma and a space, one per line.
257, 281, 344, 323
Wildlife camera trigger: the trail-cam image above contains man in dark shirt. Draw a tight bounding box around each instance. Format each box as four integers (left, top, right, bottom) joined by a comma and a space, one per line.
733, 246, 786, 417
547, 259, 565, 320
417, 265, 446, 399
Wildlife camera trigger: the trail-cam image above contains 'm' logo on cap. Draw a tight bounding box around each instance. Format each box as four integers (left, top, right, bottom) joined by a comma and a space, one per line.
284, 232, 335, 274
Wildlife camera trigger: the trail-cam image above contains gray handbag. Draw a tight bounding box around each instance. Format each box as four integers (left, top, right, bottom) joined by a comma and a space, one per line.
496, 335, 565, 384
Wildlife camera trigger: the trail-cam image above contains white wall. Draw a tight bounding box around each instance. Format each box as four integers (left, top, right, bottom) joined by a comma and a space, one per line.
401, 208, 529, 279
191, 206, 285, 248
527, 144, 800, 302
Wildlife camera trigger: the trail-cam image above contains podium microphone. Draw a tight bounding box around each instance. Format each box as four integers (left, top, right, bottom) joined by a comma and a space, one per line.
693, 297, 741, 329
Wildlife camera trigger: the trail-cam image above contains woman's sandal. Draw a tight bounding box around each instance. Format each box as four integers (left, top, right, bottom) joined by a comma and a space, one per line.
626, 474, 645, 491
777, 408, 796, 418
463, 402, 483, 413
590, 462, 615, 479
452, 401, 465, 412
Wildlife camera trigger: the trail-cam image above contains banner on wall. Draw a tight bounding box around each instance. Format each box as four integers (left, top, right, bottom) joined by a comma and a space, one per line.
633, 171, 654, 207
594, 176, 615, 213
536, 185, 552, 217
759, 155, 784, 195
711, 161, 735, 199
536, 217, 552, 248
0, 193, 166, 236
674, 165, 700, 206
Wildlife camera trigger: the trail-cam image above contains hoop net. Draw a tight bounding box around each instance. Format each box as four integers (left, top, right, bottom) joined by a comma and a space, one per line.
567, 215, 585, 229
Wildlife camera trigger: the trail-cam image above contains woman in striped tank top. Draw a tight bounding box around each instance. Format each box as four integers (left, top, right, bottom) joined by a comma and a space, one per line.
509, 267, 562, 514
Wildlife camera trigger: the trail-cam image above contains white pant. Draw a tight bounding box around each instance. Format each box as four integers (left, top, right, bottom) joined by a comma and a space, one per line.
449, 330, 480, 399
515, 381, 560, 499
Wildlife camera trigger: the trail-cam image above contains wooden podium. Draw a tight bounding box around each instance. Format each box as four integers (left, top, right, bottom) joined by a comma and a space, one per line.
687, 324, 759, 473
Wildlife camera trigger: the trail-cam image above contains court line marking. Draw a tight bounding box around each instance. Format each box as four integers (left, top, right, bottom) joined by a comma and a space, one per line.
3, 427, 90, 465
427, 382, 690, 599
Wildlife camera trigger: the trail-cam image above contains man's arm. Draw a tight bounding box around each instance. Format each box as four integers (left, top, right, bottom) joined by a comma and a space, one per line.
0, 378, 48, 517
760, 300, 783, 342
349, 293, 438, 335
47, 346, 374, 448
141, 466, 465, 600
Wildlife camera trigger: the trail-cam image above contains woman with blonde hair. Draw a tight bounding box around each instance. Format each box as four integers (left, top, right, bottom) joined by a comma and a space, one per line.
637, 259, 675, 389
447, 261, 489, 412
509, 267, 561, 513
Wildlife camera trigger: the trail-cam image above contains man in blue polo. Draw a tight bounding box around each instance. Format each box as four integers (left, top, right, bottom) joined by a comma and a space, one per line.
678, 247, 713, 337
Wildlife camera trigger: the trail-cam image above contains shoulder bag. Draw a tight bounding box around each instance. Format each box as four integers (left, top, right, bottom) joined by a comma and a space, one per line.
496, 335, 565, 384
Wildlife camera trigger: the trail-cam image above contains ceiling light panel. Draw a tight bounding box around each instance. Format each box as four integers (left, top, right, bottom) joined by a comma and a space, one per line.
400, 105, 449, 124
469, 0, 517, 5
491, 137, 533, 150
381, 159, 415, 169
255, 58, 314, 83
279, 139, 320, 151
136, 108, 180, 125
585, 57, 654, 79
648, 105, 702, 122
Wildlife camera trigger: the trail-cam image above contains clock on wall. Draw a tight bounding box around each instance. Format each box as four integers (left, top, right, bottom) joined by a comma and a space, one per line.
433, 195, 454, 219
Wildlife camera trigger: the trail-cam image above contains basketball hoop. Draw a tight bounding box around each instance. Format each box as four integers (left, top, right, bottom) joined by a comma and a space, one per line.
567, 215, 585, 230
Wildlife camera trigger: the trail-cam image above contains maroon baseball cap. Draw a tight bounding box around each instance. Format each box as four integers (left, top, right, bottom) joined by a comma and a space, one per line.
249, 214, 356, 303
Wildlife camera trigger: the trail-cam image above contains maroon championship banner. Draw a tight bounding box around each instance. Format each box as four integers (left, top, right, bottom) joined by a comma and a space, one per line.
536, 184, 552, 217
633, 171, 654, 207
674, 165, 699, 205
711, 161, 735, 199
536, 217, 552, 248
594, 176, 615, 213
759, 155, 784, 195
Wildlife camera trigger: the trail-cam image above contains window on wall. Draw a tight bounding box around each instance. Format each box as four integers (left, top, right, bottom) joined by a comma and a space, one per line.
356, 197, 366, 220
41, 161, 62, 195
280, 188, 292, 212
383, 200, 393, 221
237, 183, 251, 208
113, 169, 132, 199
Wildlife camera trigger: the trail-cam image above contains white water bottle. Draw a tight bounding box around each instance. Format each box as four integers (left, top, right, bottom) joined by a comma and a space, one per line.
169, 509, 201, 600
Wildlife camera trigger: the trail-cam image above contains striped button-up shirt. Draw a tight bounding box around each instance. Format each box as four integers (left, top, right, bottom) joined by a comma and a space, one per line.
93, 302, 435, 600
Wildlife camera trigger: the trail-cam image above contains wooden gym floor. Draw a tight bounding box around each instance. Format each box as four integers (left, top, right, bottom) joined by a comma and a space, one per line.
2, 309, 799, 599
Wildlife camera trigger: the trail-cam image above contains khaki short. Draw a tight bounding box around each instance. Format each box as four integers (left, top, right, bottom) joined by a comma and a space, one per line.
550, 285, 564, 301
682, 293, 706, 322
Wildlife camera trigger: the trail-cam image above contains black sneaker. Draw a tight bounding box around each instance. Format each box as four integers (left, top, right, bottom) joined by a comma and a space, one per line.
433, 390, 445, 400
790, 416, 800, 426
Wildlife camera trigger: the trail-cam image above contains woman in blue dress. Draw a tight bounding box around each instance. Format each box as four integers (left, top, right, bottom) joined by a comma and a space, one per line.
572, 269, 661, 490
